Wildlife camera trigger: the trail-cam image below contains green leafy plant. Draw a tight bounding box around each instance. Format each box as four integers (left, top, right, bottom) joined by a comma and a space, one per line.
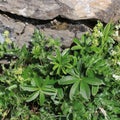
0, 21, 120, 120
48, 48, 76, 75
21, 76, 57, 106
58, 59, 104, 100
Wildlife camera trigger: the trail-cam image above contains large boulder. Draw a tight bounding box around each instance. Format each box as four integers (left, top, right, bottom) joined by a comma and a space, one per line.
0, 0, 120, 23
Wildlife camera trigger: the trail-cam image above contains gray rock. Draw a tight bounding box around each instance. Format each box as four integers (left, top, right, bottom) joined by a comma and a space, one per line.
0, 14, 35, 47
40, 23, 90, 48
0, 12, 91, 48
0, 33, 4, 44
41, 28, 75, 48
0, 0, 120, 23
0, 0, 119, 48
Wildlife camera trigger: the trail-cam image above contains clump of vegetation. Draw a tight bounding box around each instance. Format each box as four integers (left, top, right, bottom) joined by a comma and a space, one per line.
0, 21, 120, 120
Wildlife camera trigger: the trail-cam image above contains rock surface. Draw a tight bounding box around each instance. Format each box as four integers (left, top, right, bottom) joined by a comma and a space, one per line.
0, 0, 119, 48
0, 13, 90, 48
0, 14, 35, 47
0, 0, 120, 23
40, 23, 90, 48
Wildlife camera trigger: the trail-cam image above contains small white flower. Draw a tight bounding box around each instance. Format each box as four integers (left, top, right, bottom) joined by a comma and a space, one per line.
98, 31, 103, 37
112, 74, 120, 80
115, 31, 119, 36
110, 50, 117, 56
99, 107, 108, 120
115, 24, 120, 30
117, 62, 120, 66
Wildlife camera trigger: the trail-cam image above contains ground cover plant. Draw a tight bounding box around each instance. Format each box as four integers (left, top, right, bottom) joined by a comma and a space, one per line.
0, 21, 120, 120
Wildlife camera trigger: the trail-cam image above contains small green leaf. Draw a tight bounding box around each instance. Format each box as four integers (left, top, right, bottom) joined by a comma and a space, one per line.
62, 67, 67, 74
39, 92, 45, 106
80, 81, 90, 100
69, 81, 79, 100
86, 69, 94, 77
71, 46, 81, 50
26, 91, 39, 102
58, 76, 78, 85
21, 86, 38, 92
42, 86, 57, 96
83, 77, 104, 85
34, 76, 42, 87
62, 48, 69, 56
53, 64, 59, 71
92, 86, 99, 96
57, 88, 64, 100
7, 84, 17, 91
73, 38, 81, 45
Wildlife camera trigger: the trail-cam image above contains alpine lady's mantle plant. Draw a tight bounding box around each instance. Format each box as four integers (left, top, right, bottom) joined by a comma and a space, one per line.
0, 21, 120, 120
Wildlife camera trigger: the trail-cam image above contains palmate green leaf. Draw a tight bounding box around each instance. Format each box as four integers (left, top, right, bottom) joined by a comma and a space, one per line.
26, 91, 40, 102
58, 76, 79, 85
39, 92, 45, 106
80, 81, 90, 100
69, 81, 79, 100
21, 86, 38, 92
83, 77, 104, 85
92, 86, 99, 96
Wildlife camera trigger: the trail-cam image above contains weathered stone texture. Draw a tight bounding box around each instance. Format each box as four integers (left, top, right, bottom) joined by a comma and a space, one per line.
0, 0, 120, 48
0, 0, 120, 23
0, 14, 35, 47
